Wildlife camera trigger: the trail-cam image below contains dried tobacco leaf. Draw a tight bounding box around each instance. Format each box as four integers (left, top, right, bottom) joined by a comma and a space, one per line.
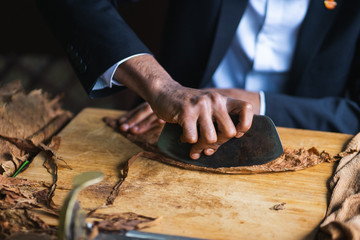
0, 157, 59, 239
0, 175, 56, 210
0, 81, 72, 176
103, 116, 335, 174
106, 155, 133, 206
0, 209, 56, 239
90, 212, 161, 232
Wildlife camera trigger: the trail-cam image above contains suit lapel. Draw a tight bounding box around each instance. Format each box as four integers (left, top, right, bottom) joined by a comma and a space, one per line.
289, 0, 343, 93
201, 0, 248, 84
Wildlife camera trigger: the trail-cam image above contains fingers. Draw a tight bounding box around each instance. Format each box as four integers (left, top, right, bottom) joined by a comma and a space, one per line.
227, 99, 254, 138
178, 94, 219, 159
213, 105, 237, 140
147, 86, 254, 160
187, 97, 253, 160
189, 115, 236, 160
187, 113, 217, 159
180, 115, 198, 144
118, 102, 150, 131
130, 114, 163, 134
118, 102, 164, 134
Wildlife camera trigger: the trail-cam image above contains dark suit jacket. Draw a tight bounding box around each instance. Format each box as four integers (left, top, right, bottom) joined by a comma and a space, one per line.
38, 0, 360, 134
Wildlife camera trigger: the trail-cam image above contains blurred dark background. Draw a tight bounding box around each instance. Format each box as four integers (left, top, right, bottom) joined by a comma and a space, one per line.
0, 0, 169, 114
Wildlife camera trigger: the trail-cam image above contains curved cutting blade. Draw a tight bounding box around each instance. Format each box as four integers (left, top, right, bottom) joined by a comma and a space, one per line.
157, 115, 283, 168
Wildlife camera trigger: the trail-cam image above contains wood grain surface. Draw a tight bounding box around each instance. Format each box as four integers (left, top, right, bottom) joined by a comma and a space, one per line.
19, 108, 353, 240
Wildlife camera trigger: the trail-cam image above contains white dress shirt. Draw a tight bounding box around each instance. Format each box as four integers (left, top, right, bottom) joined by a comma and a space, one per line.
93, 0, 310, 115
205, 0, 310, 115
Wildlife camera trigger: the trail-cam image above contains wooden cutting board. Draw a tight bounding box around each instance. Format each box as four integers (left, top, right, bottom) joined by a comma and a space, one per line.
19, 108, 353, 240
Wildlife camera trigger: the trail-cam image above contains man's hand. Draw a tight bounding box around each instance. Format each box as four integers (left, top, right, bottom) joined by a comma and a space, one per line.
119, 89, 261, 135
114, 55, 258, 159
149, 84, 255, 159
118, 102, 165, 134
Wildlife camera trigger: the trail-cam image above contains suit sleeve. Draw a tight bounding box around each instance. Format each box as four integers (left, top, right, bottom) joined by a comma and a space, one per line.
37, 0, 152, 98
264, 93, 360, 135
265, 16, 360, 135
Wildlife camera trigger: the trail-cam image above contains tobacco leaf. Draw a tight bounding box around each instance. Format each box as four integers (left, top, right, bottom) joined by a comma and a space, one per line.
106, 155, 132, 206
0, 81, 68, 238
103, 116, 335, 174
89, 212, 161, 232
0, 175, 56, 210
0, 209, 56, 239
0, 171, 58, 239
0, 80, 72, 177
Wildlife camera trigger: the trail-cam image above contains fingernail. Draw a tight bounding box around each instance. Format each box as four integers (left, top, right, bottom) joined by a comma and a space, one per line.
191, 153, 200, 160
120, 123, 129, 131
236, 132, 244, 138
204, 148, 215, 155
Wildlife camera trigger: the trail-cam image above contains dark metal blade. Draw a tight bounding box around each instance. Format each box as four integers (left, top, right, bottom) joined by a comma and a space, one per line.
157, 115, 283, 168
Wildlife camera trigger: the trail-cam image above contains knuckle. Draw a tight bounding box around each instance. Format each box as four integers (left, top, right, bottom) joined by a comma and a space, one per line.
203, 130, 217, 144
209, 92, 223, 103
144, 103, 152, 111
223, 128, 237, 138
205, 136, 217, 144
243, 102, 253, 112
197, 96, 209, 108
186, 135, 198, 144
189, 138, 198, 144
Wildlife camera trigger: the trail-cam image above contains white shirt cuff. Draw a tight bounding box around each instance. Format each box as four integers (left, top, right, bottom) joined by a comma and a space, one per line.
259, 91, 266, 115
92, 53, 149, 90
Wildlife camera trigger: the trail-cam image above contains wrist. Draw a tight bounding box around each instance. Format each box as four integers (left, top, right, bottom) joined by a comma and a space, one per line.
145, 74, 180, 104
252, 91, 261, 115
113, 54, 178, 103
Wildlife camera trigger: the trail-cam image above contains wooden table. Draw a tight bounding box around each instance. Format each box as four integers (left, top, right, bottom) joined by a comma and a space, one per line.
19, 108, 353, 240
